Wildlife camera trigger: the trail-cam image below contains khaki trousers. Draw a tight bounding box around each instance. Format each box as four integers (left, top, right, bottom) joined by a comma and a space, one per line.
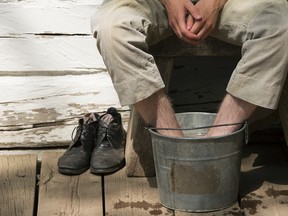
91, 0, 288, 109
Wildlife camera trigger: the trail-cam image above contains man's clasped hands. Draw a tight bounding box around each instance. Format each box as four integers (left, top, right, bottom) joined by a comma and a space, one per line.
160, 0, 227, 45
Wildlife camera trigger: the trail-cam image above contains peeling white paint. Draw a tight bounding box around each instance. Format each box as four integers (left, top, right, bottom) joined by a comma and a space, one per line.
0, 0, 130, 148
0, 73, 128, 127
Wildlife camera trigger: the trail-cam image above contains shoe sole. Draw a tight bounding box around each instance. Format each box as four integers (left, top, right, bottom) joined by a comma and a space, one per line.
58, 166, 89, 175
90, 159, 126, 176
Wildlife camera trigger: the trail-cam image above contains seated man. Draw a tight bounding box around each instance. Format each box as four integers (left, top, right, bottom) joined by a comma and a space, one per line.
91, 0, 288, 137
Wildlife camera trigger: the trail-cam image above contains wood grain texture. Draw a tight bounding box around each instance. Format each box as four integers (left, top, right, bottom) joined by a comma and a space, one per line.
37, 151, 103, 216
0, 154, 37, 216
104, 168, 174, 216
175, 203, 243, 216
1, 0, 104, 74
0, 74, 122, 127
0, 37, 105, 75
0, 2, 98, 35
0, 0, 123, 149
0, 74, 130, 148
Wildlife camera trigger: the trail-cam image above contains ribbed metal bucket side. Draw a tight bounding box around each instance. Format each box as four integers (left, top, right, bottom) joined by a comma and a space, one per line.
149, 112, 246, 212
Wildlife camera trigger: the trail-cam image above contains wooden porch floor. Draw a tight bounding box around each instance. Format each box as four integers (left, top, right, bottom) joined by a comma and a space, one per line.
1, 140, 288, 216
1, 1, 288, 215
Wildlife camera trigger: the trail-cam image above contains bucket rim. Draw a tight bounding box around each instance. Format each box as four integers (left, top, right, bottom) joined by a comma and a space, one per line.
148, 112, 247, 141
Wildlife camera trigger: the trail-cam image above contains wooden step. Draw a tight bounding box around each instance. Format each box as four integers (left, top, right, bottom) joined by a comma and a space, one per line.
0, 74, 130, 148
0, 36, 104, 75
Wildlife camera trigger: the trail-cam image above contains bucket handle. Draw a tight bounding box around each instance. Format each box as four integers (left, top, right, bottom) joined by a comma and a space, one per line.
148, 121, 249, 144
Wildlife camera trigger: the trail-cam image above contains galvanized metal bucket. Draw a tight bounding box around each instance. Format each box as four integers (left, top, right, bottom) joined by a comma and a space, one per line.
149, 112, 246, 212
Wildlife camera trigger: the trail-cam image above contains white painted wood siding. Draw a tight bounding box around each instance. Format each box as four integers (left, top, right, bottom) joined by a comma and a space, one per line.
0, 0, 128, 148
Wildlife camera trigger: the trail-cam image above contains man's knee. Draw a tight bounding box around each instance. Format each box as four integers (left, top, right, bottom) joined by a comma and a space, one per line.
91, 9, 151, 56
91, 11, 125, 47
214, 0, 288, 43
248, 0, 288, 38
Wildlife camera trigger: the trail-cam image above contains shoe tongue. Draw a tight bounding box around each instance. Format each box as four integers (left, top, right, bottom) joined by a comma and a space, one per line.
101, 114, 114, 127
83, 113, 98, 124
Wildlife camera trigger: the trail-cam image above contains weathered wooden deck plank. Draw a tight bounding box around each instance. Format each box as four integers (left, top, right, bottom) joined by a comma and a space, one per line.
103, 168, 174, 216
1, 143, 287, 216
0, 154, 37, 216
0, 116, 129, 149
0, 37, 104, 75
175, 203, 243, 216
0, 74, 124, 127
1, 0, 104, 75
0, 74, 130, 148
37, 151, 103, 216
0, 2, 99, 36
104, 167, 242, 216
0, 124, 75, 148
240, 144, 288, 216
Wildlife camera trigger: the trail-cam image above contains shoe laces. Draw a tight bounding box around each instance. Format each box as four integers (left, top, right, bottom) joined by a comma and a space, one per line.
71, 125, 81, 142
96, 114, 117, 149
70, 113, 99, 142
